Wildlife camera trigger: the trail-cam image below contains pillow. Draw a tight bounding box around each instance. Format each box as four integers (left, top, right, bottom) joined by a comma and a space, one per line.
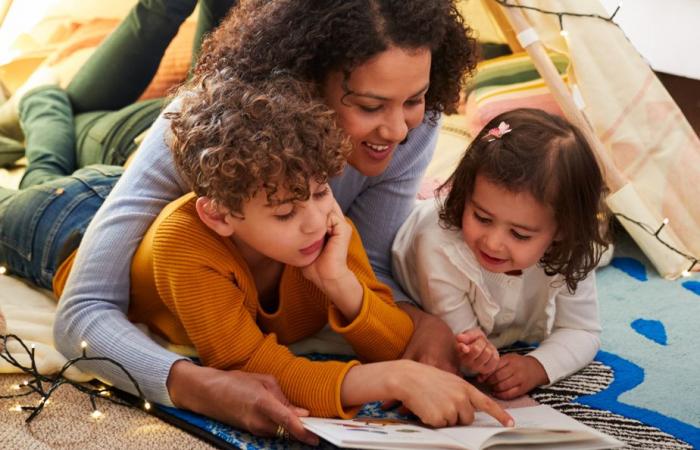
464, 51, 569, 137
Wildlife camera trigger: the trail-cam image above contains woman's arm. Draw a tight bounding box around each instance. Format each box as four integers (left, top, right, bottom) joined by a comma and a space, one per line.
54, 112, 189, 405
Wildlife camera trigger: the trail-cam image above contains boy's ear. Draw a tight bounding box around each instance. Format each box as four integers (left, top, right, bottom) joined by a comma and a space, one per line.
195, 197, 236, 237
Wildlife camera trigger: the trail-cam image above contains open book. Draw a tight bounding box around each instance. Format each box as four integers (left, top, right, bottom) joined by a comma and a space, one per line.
301, 405, 624, 450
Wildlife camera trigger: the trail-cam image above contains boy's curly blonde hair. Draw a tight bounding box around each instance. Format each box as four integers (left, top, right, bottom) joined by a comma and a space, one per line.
167, 73, 351, 215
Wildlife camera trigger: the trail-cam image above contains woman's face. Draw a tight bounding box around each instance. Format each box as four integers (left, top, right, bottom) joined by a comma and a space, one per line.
322, 46, 431, 177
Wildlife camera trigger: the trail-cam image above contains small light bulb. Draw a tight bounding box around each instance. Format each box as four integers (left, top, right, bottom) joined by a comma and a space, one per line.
80, 341, 88, 349
0, 266, 6, 275
30, 344, 36, 350
681, 270, 691, 278
144, 401, 151, 411
11, 405, 22, 412
11, 384, 21, 390
22, 380, 29, 386
662, 218, 669, 225
99, 390, 111, 397
91, 410, 104, 419
560, 29, 569, 37
44, 399, 51, 406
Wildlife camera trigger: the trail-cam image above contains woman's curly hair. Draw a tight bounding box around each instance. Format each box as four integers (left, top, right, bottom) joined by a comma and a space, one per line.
167, 74, 351, 215
190, 0, 478, 120
437, 108, 612, 292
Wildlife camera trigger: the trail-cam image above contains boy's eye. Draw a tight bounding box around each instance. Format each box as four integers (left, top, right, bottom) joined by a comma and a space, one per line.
511, 230, 532, 241
313, 187, 330, 199
473, 212, 491, 224
275, 208, 297, 222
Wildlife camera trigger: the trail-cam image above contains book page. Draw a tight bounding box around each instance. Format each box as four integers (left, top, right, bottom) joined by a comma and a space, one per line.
303, 406, 623, 450
302, 417, 474, 450
439, 405, 623, 450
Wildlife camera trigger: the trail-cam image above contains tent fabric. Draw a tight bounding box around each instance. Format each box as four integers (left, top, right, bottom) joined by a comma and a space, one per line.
480, 0, 700, 278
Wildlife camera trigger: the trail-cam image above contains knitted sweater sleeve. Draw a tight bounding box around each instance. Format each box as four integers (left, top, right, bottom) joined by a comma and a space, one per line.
143, 204, 359, 418
53, 109, 189, 406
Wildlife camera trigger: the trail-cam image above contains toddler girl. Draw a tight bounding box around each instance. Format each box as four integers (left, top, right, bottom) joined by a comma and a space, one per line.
393, 108, 610, 399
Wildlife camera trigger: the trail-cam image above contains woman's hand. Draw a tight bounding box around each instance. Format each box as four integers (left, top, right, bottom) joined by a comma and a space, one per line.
302, 201, 363, 320
456, 328, 500, 376
398, 304, 460, 374
167, 360, 319, 445
479, 353, 549, 400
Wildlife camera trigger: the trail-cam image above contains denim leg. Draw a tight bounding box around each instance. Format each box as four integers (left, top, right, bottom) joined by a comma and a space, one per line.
191, 0, 238, 65
18, 87, 76, 189
0, 165, 123, 290
67, 0, 199, 113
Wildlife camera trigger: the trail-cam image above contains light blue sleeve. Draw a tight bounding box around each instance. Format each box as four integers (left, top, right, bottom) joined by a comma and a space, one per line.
53, 109, 189, 406
345, 120, 438, 302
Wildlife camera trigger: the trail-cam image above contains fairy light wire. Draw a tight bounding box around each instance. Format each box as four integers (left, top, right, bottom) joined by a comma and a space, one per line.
0, 334, 151, 423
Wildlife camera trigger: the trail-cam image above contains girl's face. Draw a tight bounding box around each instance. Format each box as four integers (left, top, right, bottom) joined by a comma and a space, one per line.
322, 46, 431, 177
461, 175, 559, 274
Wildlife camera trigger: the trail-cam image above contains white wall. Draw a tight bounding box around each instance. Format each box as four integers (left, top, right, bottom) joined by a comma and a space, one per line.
599, 0, 700, 79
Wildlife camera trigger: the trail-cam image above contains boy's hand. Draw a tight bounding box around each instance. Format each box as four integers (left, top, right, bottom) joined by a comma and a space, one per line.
480, 353, 549, 400
302, 200, 363, 321
456, 328, 499, 376
301, 200, 353, 287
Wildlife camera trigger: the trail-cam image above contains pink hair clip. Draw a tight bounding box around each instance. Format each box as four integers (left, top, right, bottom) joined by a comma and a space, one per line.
485, 121, 512, 142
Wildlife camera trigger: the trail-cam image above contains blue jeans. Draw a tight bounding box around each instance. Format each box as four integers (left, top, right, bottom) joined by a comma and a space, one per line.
0, 165, 123, 290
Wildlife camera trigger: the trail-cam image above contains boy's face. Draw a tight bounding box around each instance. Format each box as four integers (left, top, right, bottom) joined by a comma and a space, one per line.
228, 181, 335, 267
461, 175, 559, 274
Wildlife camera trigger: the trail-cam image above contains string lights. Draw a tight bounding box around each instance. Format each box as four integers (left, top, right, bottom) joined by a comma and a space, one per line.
493, 0, 623, 36
0, 334, 151, 423
614, 213, 698, 276
488, 1, 698, 276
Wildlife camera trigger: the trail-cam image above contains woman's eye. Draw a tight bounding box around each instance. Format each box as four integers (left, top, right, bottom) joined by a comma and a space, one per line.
406, 97, 424, 107
359, 105, 382, 113
473, 212, 490, 224
511, 230, 532, 241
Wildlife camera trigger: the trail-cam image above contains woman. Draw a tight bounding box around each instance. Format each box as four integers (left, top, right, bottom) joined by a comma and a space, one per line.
52, 0, 491, 440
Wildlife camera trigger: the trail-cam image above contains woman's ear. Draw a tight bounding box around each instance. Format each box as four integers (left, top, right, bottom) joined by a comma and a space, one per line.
195, 197, 236, 237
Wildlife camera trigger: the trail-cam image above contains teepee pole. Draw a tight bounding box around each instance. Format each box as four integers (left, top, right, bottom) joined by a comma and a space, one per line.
494, 0, 693, 278
495, 1, 626, 192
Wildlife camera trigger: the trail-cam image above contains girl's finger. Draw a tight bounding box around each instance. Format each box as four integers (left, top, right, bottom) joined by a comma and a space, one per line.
484, 365, 513, 385
493, 375, 519, 393
494, 385, 522, 401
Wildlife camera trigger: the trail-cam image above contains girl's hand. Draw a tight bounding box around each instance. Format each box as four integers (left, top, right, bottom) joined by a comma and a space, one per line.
302, 200, 353, 289
456, 328, 500, 376
390, 361, 514, 428
480, 353, 549, 400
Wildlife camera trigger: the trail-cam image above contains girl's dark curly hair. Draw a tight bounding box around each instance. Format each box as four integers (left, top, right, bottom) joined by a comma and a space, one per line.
167, 74, 351, 215
190, 0, 478, 119
437, 108, 611, 292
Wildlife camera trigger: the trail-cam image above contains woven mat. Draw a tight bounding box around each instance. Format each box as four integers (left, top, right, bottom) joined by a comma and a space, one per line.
0, 374, 214, 450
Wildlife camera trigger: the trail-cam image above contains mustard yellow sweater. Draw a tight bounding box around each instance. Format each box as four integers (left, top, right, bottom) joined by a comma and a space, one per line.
55, 193, 413, 417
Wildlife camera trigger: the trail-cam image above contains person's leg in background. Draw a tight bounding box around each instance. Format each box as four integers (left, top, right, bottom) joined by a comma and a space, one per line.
0, 84, 123, 289
190, 0, 238, 65
67, 0, 200, 113
17, 86, 77, 189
